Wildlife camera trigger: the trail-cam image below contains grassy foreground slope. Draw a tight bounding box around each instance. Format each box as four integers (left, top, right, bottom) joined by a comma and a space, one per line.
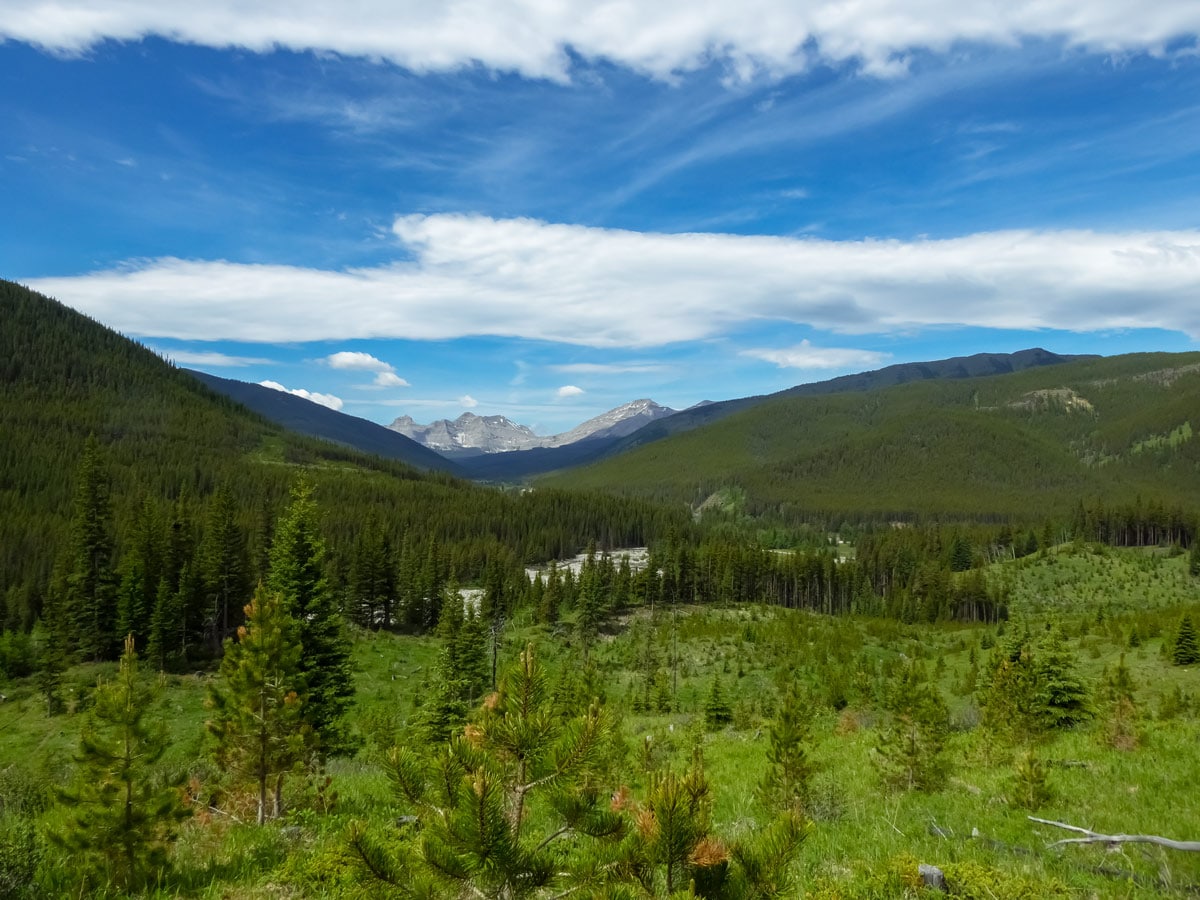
1, 543, 1197, 897
547, 352, 1200, 522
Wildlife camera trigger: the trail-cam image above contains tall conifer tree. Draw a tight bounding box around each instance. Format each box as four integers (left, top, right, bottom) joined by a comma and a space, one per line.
66, 435, 117, 661
200, 484, 250, 650
266, 481, 355, 758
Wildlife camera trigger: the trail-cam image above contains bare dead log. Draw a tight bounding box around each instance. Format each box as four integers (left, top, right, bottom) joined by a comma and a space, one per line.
1029, 817, 1200, 852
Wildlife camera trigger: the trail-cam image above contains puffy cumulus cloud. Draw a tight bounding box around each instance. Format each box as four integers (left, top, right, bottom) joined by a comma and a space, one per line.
459, 394, 478, 408
556, 385, 585, 398
743, 340, 890, 370
260, 380, 344, 411
29, 217, 1200, 348
324, 350, 409, 387
4, 1, 1199, 81
325, 350, 392, 372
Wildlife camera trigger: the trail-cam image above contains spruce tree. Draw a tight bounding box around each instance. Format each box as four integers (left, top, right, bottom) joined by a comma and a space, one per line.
207, 588, 307, 825
52, 636, 189, 892
267, 481, 355, 759
704, 676, 734, 730
65, 435, 117, 662
576, 546, 605, 663
1172, 614, 1200, 665
199, 484, 250, 650
1033, 625, 1092, 730
349, 517, 396, 630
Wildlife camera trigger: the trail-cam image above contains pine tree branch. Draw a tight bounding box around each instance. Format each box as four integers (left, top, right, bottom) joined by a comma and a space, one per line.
534, 825, 573, 854
1030, 817, 1200, 852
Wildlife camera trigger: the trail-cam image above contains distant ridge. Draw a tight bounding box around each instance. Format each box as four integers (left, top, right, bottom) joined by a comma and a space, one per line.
458, 348, 1090, 480
545, 349, 1200, 521
188, 371, 462, 475
613, 348, 1095, 452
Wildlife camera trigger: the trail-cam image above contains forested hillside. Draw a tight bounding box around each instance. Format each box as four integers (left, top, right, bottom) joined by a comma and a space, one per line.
547, 352, 1200, 522
0, 280, 686, 639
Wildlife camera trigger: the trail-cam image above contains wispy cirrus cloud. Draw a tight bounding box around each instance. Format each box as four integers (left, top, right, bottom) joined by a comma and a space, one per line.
742, 340, 890, 370
4, 1, 1199, 82
152, 347, 273, 367
30, 215, 1200, 351
550, 362, 670, 375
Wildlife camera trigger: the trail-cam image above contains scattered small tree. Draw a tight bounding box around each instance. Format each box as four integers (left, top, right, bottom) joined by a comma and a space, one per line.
350, 645, 624, 899
207, 588, 308, 824
876, 662, 950, 792
757, 683, 817, 815
704, 676, 734, 730
1172, 614, 1200, 666
1009, 748, 1053, 810
52, 636, 189, 892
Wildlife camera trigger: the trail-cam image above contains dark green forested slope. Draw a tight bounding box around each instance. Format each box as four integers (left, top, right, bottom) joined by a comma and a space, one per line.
0, 280, 686, 615
547, 351, 1200, 522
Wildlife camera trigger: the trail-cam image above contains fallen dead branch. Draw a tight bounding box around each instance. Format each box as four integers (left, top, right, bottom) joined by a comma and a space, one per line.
1029, 817, 1200, 853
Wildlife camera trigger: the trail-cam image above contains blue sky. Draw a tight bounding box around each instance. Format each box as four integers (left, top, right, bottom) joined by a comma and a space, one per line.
4, 3, 1200, 433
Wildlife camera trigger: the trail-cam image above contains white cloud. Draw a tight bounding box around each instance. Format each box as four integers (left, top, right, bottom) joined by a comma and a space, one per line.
153, 347, 273, 367
374, 371, 410, 387
3, 2, 1199, 82
743, 340, 890, 370
259, 379, 344, 411
32, 215, 1200, 349
325, 350, 393, 372
324, 350, 409, 387
459, 394, 478, 408
556, 385, 585, 398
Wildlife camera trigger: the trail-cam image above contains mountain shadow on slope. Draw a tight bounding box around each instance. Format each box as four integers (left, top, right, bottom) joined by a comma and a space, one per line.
188, 371, 461, 475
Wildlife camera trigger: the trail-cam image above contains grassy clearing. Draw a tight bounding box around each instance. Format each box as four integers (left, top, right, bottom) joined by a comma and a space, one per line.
2, 545, 1199, 897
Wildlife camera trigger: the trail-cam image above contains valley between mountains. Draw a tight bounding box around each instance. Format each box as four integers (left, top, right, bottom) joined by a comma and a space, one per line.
2, 280, 1200, 899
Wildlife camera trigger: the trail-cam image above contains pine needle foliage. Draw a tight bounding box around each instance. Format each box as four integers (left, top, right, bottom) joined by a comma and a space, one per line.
356, 645, 624, 899
51, 635, 189, 893
207, 587, 308, 825
757, 683, 817, 815
621, 750, 717, 896
875, 662, 950, 792
1009, 749, 1053, 811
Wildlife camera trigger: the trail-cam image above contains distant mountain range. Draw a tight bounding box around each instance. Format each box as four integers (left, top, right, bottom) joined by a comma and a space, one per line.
188, 349, 1101, 483
187, 371, 462, 474
389, 399, 676, 457
8, 274, 1196, 530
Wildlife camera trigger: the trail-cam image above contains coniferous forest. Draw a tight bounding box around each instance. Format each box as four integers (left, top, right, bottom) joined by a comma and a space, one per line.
2, 280, 1200, 898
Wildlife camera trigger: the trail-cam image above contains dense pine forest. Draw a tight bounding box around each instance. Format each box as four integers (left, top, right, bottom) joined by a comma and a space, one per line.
546, 351, 1200, 522
2, 280, 1200, 897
